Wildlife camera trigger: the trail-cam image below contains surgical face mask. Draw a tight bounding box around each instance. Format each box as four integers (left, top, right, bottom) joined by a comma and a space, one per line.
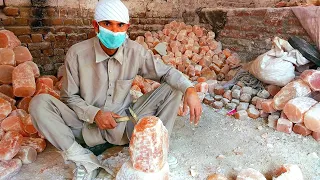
97, 25, 127, 49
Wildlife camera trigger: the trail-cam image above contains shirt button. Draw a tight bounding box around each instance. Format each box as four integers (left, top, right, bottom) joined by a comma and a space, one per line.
108, 94, 112, 97
109, 83, 112, 86
109, 70, 111, 73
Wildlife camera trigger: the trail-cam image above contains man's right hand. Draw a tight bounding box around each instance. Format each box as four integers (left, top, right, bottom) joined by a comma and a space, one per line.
94, 110, 119, 129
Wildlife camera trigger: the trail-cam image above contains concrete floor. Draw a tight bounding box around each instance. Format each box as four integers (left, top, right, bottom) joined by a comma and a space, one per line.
12, 105, 320, 180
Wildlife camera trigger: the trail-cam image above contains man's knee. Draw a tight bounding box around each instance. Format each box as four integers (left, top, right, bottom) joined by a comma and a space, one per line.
29, 94, 54, 112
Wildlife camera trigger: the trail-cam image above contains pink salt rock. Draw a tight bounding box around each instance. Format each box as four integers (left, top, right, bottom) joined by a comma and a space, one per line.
260, 110, 269, 118
226, 54, 241, 67
22, 137, 46, 153
276, 118, 293, 134
0, 30, 21, 49
0, 127, 4, 141
0, 48, 15, 66
266, 85, 281, 97
261, 99, 277, 113
13, 46, 33, 65
34, 83, 60, 99
0, 92, 16, 107
223, 90, 232, 100
14, 146, 37, 164
300, 69, 320, 91
197, 77, 207, 83
12, 63, 36, 97
0, 159, 22, 179
24, 61, 40, 78
293, 123, 312, 136
209, 63, 221, 74
214, 85, 225, 95
273, 80, 311, 110
207, 173, 228, 180
1, 116, 28, 136
280, 111, 288, 119
0, 97, 12, 120
273, 164, 303, 180
251, 96, 261, 106
195, 82, 209, 93
116, 161, 169, 180
0, 84, 14, 98
236, 168, 266, 180
17, 97, 32, 113
0, 131, 23, 160
234, 110, 249, 120
247, 107, 260, 119
201, 67, 217, 80
223, 49, 232, 58
304, 103, 320, 132
191, 54, 202, 64
36, 77, 54, 89
283, 97, 317, 124
0, 65, 14, 84
129, 116, 168, 173
195, 65, 202, 76
17, 112, 37, 136
207, 80, 218, 94
312, 131, 320, 141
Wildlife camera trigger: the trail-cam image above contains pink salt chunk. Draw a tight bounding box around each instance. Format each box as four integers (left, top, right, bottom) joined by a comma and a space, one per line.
300, 69, 320, 91
293, 123, 312, 136
22, 137, 46, 153
36, 77, 54, 89
276, 118, 293, 134
12, 62, 36, 97
283, 97, 317, 123
0, 97, 12, 121
24, 61, 40, 78
273, 164, 303, 180
0, 65, 14, 84
312, 131, 320, 141
0, 30, 21, 49
266, 85, 281, 97
0, 84, 14, 98
17, 97, 32, 113
304, 103, 320, 132
195, 82, 209, 93
0, 131, 23, 160
236, 168, 266, 180
273, 79, 311, 110
0, 92, 16, 107
129, 116, 168, 173
14, 146, 37, 164
13, 46, 33, 65
0, 127, 4, 141
234, 110, 248, 120
0, 48, 15, 66
1, 116, 28, 136
0, 158, 22, 180
261, 99, 276, 113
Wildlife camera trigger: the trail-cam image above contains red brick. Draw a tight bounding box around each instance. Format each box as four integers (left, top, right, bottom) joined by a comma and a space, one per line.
263, 18, 283, 27
58, 9, 68, 17
2, 17, 15, 26
30, 50, 42, 58
64, 19, 77, 26
15, 18, 29, 26
28, 42, 51, 50
3, 7, 19, 16
83, 19, 91, 26
44, 32, 55, 42
19, 8, 31, 17
51, 18, 63, 25
31, 34, 43, 43
68, 9, 77, 17
42, 49, 54, 56
5, 27, 31, 36
55, 26, 75, 34
45, 7, 56, 17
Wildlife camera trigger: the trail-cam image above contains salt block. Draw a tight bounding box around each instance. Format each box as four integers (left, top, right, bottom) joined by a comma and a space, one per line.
209, 63, 221, 74
132, 75, 145, 89
257, 90, 270, 99
0, 48, 15, 66
273, 80, 311, 110
247, 107, 260, 119
0, 30, 21, 49
231, 99, 240, 105
0, 84, 14, 98
14, 146, 37, 164
207, 173, 228, 180
1, 116, 28, 136
197, 77, 207, 83
226, 55, 240, 67
116, 161, 169, 180
12, 63, 36, 97
0, 65, 14, 84
0, 131, 23, 160
0, 92, 16, 107
214, 85, 225, 95
256, 98, 266, 110
235, 110, 248, 120
280, 111, 288, 119
221, 98, 230, 105
261, 99, 276, 113
212, 101, 223, 109
312, 131, 320, 141
17, 97, 32, 113
276, 118, 293, 134
24, 61, 40, 78
223, 49, 232, 58
223, 90, 232, 101
232, 89, 241, 99
214, 95, 223, 101
36, 77, 54, 89
293, 123, 312, 136
260, 110, 269, 118
220, 64, 230, 75
226, 103, 237, 110
22, 137, 46, 153
0, 127, 4, 141
130, 90, 143, 103
237, 102, 249, 111
241, 87, 253, 96
201, 67, 217, 80
300, 69, 320, 91
268, 115, 279, 129
251, 96, 261, 105
13, 46, 32, 65
0, 97, 12, 120
304, 103, 320, 132
35, 83, 60, 99
129, 116, 168, 173
236, 168, 266, 180
240, 93, 251, 103
283, 97, 317, 124
0, 159, 22, 180
266, 85, 281, 97
20, 114, 37, 135
273, 164, 303, 180
203, 94, 214, 105
207, 80, 218, 94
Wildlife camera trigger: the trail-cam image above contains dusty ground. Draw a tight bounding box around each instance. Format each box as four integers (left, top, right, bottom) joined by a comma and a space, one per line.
13, 104, 320, 180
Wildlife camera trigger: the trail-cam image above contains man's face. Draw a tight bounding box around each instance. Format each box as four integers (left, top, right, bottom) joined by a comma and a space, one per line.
93, 20, 129, 33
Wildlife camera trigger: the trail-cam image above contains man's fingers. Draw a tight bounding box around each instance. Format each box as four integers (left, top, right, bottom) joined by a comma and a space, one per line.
111, 112, 121, 118
195, 107, 201, 125
189, 106, 195, 124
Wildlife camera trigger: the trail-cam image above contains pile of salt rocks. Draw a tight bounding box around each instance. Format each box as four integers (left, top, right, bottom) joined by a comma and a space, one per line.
0, 30, 64, 179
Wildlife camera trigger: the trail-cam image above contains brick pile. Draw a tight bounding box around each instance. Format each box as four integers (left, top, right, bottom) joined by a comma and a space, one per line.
0, 29, 62, 179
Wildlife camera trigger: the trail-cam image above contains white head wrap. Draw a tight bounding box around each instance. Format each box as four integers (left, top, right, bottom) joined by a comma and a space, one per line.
94, 0, 130, 24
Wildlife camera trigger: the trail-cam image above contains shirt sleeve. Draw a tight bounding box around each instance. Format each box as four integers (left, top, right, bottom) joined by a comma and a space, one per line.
60, 50, 100, 124
139, 49, 194, 94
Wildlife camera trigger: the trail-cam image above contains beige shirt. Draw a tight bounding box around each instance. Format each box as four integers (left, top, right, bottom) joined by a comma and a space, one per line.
60, 36, 193, 145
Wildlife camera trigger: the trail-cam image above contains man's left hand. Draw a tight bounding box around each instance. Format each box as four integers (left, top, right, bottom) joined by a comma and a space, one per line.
183, 87, 202, 125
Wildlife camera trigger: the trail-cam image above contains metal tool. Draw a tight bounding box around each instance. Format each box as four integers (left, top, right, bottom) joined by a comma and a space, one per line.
114, 107, 138, 125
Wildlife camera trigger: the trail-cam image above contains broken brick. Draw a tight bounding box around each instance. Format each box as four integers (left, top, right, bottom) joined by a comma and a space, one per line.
235, 110, 248, 120
214, 85, 225, 95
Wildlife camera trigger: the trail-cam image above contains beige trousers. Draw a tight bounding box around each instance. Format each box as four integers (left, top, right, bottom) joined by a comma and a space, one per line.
29, 83, 183, 151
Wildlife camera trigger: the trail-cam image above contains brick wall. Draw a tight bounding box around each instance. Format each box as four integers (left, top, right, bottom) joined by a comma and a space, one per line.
0, 0, 311, 75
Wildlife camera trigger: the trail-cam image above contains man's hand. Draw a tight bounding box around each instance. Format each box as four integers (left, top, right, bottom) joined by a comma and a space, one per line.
183, 87, 202, 125
94, 110, 120, 129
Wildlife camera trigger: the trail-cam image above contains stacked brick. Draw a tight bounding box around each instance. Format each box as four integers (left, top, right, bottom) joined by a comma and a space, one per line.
0, 30, 62, 179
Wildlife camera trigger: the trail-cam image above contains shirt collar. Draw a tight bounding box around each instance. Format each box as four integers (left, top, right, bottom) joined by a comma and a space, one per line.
93, 37, 124, 65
